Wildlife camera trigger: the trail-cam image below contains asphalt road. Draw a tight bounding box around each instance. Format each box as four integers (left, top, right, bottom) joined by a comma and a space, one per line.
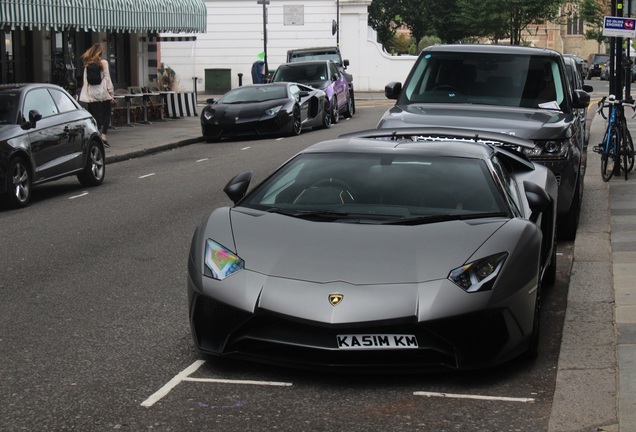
1, 99, 576, 431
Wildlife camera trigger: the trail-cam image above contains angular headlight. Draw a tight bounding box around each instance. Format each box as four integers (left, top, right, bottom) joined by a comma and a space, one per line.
523, 139, 568, 157
265, 105, 283, 116
204, 239, 244, 280
202, 108, 214, 120
448, 252, 508, 292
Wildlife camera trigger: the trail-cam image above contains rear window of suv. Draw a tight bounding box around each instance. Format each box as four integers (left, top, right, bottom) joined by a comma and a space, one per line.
589, 54, 609, 65
401, 52, 566, 110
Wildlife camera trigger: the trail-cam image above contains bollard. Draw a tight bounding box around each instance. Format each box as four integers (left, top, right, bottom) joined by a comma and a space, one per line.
238, 73, 243, 87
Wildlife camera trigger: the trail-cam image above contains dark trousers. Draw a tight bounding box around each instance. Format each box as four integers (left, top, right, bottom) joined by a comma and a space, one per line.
87, 100, 112, 135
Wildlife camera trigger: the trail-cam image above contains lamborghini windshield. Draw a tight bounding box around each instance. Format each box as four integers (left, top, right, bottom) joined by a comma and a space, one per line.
240, 152, 509, 222
218, 85, 288, 104
400, 52, 566, 111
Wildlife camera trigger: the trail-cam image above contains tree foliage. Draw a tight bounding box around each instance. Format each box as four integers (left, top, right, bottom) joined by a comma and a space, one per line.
368, 0, 568, 47
579, 0, 610, 47
367, 0, 402, 49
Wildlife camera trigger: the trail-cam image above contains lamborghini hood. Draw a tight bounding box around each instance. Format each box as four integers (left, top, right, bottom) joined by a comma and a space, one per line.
228, 208, 507, 285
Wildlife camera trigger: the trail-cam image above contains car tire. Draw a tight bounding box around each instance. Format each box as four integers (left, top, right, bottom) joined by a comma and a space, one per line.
289, 105, 302, 136
4, 156, 31, 208
321, 101, 332, 129
557, 179, 581, 241
523, 285, 541, 360
343, 91, 355, 118
331, 96, 340, 124
77, 140, 106, 186
543, 245, 557, 286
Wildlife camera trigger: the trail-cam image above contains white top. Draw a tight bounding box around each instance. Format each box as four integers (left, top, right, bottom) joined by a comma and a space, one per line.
79, 59, 114, 103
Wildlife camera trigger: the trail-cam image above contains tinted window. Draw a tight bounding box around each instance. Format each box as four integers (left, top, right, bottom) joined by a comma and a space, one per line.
50, 88, 78, 113
218, 85, 287, 103
401, 52, 567, 110
0, 92, 19, 124
491, 155, 522, 217
23, 88, 59, 119
329, 62, 339, 79
273, 64, 328, 84
242, 152, 507, 217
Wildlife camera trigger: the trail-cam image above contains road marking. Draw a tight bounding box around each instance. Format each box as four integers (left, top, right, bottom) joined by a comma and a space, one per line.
182, 377, 293, 386
196, 158, 209, 162
69, 192, 88, 200
139, 173, 156, 179
141, 360, 205, 407
414, 391, 535, 403
242, 146, 251, 150
141, 360, 293, 408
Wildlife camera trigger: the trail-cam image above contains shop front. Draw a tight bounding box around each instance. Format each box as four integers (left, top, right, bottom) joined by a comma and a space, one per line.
0, 0, 207, 96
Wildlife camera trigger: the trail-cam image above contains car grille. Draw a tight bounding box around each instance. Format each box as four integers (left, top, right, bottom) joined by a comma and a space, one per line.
192, 295, 512, 371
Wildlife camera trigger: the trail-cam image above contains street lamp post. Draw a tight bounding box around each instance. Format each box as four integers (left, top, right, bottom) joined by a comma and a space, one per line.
257, 0, 270, 79
336, 0, 339, 46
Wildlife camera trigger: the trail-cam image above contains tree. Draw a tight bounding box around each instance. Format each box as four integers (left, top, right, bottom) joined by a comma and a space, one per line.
458, 0, 510, 43
368, 0, 402, 49
369, 0, 567, 47
579, 0, 610, 50
499, 0, 565, 45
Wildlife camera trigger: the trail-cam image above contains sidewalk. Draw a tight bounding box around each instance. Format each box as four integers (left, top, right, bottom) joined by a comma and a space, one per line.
547, 108, 626, 432
103, 95, 633, 432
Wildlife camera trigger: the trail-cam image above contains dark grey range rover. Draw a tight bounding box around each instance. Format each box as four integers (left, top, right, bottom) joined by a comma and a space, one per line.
379, 44, 590, 240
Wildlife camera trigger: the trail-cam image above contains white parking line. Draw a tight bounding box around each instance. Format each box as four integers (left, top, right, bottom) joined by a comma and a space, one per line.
241, 146, 251, 150
69, 192, 88, 200
139, 173, 156, 179
182, 377, 293, 387
140, 360, 293, 407
414, 391, 535, 403
196, 158, 209, 162
141, 360, 205, 407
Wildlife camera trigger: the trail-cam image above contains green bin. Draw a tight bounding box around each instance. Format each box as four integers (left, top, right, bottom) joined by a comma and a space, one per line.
205, 69, 231, 94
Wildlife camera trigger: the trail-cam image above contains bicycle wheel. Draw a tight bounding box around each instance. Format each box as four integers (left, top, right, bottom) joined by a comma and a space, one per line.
601, 125, 619, 182
622, 130, 630, 180
624, 125, 635, 173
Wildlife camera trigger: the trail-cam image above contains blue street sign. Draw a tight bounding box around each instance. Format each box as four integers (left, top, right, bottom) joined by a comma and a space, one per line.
603, 16, 636, 38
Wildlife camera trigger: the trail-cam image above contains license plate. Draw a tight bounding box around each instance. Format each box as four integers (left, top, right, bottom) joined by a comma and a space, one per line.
336, 334, 418, 350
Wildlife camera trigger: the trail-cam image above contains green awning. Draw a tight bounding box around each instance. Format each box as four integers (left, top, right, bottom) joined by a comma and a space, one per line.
0, 0, 207, 33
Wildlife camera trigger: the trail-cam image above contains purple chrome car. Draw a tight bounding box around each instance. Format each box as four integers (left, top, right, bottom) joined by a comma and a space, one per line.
271, 60, 354, 123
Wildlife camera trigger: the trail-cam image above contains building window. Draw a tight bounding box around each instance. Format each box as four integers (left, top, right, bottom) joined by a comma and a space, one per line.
567, 14, 584, 35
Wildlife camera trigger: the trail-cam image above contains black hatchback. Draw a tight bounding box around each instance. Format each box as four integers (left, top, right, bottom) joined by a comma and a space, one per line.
0, 83, 105, 208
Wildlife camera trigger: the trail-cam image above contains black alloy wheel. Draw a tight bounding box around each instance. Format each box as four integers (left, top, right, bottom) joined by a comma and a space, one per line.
289, 106, 302, 136
5, 156, 31, 208
331, 96, 340, 124
78, 140, 106, 186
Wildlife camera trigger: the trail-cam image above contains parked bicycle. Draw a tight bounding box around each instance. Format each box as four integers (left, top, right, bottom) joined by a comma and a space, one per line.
594, 94, 636, 181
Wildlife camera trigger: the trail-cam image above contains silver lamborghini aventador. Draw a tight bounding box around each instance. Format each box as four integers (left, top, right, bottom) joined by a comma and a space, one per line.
187, 127, 558, 372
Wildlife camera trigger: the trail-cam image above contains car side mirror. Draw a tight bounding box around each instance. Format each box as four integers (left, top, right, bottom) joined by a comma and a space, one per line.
223, 171, 253, 204
582, 84, 594, 93
21, 109, 42, 130
343, 59, 349, 68
206, 98, 216, 104
572, 89, 591, 109
524, 181, 550, 223
385, 82, 402, 100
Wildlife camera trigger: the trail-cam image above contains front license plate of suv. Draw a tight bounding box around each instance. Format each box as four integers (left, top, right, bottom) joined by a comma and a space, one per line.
336, 334, 418, 350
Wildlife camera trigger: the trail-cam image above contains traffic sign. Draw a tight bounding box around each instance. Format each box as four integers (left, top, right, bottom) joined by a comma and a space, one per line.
603, 16, 636, 38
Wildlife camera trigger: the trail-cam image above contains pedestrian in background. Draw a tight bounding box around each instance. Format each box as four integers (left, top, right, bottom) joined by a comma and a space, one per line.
79, 43, 114, 147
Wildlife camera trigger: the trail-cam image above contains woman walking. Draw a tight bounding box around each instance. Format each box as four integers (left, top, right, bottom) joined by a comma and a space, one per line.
79, 43, 114, 146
